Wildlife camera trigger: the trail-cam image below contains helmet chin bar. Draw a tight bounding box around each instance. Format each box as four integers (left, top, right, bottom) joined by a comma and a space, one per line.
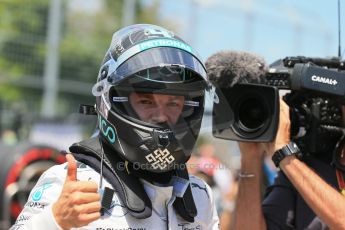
96, 90, 203, 173
97, 108, 197, 173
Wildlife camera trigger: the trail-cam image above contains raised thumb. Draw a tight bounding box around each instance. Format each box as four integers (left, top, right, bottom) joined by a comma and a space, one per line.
65, 153, 77, 182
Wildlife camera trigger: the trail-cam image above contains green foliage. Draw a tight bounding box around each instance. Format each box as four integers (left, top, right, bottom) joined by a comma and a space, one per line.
0, 0, 48, 104
0, 85, 20, 100
59, 0, 123, 83
136, 0, 160, 24
0, 0, 164, 115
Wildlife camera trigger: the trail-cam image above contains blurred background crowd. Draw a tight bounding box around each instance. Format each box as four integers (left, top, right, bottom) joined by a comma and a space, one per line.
0, 0, 343, 228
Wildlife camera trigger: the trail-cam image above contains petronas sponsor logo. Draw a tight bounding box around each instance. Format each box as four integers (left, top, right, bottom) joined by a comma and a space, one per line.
31, 182, 52, 201
139, 38, 192, 53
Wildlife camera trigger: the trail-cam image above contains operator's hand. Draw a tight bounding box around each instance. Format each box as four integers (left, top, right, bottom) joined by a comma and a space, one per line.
52, 154, 101, 230
264, 98, 291, 156
238, 98, 291, 159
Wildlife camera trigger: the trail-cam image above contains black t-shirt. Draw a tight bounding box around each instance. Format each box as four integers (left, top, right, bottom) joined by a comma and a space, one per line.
262, 157, 341, 230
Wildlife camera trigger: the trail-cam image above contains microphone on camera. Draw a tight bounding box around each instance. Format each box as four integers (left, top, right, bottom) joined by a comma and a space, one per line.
205, 50, 268, 87
206, 50, 279, 142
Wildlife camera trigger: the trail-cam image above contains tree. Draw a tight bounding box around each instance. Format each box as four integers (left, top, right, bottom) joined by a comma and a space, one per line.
0, 0, 166, 138
0, 0, 49, 101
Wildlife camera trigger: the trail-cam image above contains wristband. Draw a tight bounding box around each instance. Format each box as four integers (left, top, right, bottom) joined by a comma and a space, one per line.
238, 172, 255, 178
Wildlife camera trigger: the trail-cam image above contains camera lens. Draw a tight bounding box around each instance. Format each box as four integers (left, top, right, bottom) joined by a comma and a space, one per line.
236, 96, 268, 133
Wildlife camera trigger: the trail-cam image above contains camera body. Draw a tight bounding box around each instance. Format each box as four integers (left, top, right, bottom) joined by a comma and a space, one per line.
213, 56, 345, 154
213, 84, 279, 142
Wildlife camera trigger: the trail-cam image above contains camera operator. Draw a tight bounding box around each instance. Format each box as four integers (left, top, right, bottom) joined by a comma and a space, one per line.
206, 50, 345, 229
232, 99, 345, 230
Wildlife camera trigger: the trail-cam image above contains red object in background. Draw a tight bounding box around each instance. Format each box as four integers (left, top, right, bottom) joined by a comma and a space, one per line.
0, 143, 66, 227
5, 147, 65, 187
197, 156, 220, 177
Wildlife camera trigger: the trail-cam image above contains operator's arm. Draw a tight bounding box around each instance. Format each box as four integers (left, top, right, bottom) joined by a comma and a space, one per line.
278, 155, 345, 229
232, 99, 291, 230
232, 143, 267, 230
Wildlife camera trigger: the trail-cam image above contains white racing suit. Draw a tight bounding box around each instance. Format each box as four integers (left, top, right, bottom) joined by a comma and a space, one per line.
10, 161, 219, 230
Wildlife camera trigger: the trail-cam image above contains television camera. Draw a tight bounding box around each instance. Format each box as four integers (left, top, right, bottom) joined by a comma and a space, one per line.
213, 56, 345, 156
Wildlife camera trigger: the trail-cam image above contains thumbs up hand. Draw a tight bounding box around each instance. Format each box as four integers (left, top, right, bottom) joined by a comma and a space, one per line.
52, 154, 101, 230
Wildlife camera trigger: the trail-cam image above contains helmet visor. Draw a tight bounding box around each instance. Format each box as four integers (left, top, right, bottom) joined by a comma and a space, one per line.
93, 47, 208, 97
109, 47, 207, 85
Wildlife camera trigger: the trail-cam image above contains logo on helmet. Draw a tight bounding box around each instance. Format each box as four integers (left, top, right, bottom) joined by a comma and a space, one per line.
139, 38, 192, 54
99, 115, 116, 144
144, 28, 174, 38
145, 148, 175, 170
